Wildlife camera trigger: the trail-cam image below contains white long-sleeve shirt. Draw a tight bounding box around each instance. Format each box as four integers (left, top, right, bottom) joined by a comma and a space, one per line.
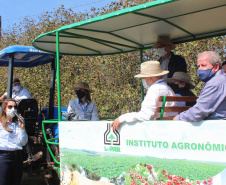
119, 79, 176, 123
0, 121, 28, 151
4, 87, 31, 100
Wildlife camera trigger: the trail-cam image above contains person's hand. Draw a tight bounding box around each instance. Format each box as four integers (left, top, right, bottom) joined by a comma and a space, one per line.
0, 95, 7, 101
173, 115, 179, 120
18, 114, 25, 130
111, 118, 121, 131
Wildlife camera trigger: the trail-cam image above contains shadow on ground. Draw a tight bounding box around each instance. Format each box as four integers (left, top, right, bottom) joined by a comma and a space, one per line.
21, 172, 47, 185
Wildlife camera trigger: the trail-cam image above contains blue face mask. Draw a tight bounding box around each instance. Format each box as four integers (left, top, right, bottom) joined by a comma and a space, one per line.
197, 68, 215, 82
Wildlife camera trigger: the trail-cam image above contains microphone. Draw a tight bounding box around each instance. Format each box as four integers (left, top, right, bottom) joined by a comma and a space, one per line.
15, 112, 25, 124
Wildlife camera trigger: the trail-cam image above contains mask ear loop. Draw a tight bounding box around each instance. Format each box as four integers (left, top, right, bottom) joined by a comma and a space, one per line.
211, 65, 216, 73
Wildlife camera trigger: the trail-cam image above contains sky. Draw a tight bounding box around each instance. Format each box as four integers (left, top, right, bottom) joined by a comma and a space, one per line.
0, 0, 118, 31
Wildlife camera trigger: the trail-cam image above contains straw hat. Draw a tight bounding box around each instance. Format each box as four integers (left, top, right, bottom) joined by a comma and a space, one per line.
152, 36, 176, 49
166, 72, 195, 89
73, 82, 93, 92
134, 61, 169, 78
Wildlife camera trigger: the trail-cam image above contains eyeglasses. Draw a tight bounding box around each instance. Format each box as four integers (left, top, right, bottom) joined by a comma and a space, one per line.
7, 105, 17, 109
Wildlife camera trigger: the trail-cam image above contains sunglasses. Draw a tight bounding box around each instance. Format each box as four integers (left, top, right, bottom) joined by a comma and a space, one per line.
7, 105, 17, 109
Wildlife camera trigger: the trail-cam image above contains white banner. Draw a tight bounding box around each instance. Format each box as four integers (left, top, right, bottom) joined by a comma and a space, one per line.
60, 120, 226, 162
59, 120, 226, 185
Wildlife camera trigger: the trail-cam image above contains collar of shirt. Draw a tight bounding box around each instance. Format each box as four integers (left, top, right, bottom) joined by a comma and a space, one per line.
146, 79, 166, 90
204, 69, 225, 87
12, 87, 23, 98
152, 79, 166, 85
6, 121, 17, 134
76, 98, 90, 106
160, 53, 172, 61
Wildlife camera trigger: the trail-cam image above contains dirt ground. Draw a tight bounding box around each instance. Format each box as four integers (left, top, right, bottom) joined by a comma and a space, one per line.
21, 173, 47, 185
21, 169, 60, 185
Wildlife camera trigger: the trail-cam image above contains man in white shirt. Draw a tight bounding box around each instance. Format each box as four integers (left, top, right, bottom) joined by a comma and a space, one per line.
0, 78, 31, 102
111, 61, 176, 131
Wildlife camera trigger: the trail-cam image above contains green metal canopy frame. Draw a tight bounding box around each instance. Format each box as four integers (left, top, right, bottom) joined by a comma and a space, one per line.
32, 0, 226, 167
32, 0, 226, 120
33, 0, 226, 56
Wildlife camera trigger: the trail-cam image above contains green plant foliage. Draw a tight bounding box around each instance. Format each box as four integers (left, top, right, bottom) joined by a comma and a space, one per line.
60, 148, 226, 180
0, 0, 225, 117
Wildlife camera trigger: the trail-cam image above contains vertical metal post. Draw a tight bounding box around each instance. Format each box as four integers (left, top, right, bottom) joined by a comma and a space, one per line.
140, 49, 144, 101
160, 96, 166, 120
56, 31, 62, 121
0, 16, 1, 40
7, 53, 14, 98
49, 57, 56, 119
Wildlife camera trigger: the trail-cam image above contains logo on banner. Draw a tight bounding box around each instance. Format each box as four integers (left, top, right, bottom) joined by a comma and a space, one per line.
104, 123, 121, 152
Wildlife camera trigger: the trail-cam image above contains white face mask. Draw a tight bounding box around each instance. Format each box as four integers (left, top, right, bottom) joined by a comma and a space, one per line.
6, 107, 16, 118
156, 48, 167, 57
142, 79, 150, 89
13, 85, 22, 92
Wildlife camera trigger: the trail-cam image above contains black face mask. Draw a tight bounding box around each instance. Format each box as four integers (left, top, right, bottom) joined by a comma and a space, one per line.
173, 84, 180, 91
76, 90, 86, 99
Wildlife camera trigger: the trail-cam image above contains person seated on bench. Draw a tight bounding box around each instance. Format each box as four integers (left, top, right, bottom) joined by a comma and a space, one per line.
111, 61, 176, 131
166, 72, 196, 106
68, 82, 99, 121
174, 51, 226, 121
0, 78, 31, 102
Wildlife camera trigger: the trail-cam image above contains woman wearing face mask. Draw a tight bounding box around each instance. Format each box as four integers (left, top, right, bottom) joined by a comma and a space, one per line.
68, 82, 99, 121
166, 72, 196, 106
0, 98, 28, 185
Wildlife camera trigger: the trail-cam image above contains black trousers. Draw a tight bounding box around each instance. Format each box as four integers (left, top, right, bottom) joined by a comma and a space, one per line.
0, 150, 23, 185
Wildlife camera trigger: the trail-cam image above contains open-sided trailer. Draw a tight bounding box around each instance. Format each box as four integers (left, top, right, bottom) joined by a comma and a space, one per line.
32, 0, 226, 184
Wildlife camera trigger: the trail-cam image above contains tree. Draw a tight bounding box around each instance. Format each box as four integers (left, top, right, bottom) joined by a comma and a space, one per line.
0, 0, 225, 117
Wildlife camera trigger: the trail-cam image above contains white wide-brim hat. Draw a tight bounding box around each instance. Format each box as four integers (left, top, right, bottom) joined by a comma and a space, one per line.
134, 61, 169, 78
166, 72, 195, 89
73, 82, 93, 92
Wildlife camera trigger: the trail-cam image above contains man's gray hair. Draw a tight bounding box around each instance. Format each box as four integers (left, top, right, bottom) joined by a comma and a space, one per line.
198, 51, 222, 67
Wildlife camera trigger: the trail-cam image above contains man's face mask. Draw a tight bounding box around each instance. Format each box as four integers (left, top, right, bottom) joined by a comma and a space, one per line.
76, 90, 86, 99
156, 48, 167, 57
13, 85, 22, 92
142, 79, 150, 90
197, 67, 215, 82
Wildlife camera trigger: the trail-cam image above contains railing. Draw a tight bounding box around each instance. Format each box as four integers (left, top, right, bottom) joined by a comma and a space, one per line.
42, 120, 60, 165
42, 117, 116, 167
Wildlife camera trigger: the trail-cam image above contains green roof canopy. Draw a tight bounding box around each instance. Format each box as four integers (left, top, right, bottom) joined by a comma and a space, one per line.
32, 0, 226, 56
